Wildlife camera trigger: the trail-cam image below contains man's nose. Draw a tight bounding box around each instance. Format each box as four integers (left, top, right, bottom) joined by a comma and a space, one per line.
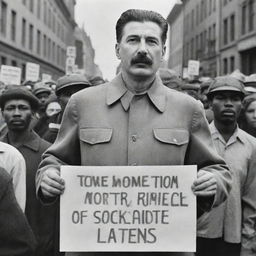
224, 98, 233, 106
253, 110, 256, 118
137, 40, 147, 54
13, 108, 21, 116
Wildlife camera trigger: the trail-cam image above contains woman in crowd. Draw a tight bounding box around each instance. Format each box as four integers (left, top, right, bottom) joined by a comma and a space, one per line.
239, 94, 256, 137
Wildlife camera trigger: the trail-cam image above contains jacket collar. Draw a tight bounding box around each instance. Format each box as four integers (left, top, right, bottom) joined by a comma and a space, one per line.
2, 130, 40, 152
106, 73, 167, 113
209, 121, 246, 145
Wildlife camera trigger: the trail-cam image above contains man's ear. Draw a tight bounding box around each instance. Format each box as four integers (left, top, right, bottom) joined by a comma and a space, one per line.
115, 43, 121, 59
208, 99, 213, 110
161, 45, 166, 61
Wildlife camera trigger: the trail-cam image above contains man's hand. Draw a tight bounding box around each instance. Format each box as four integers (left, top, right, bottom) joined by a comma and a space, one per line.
40, 168, 65, 198
191, 169, 217, 197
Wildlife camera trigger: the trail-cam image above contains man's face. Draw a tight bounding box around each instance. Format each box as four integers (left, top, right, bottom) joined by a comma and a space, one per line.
115, 21, 166, 80
210, 91, 242, 125
37, 92, 50, 111
2, 99, 32, 132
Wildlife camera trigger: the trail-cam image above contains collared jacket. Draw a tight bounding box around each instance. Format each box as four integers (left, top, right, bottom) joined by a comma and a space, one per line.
1, 131, 58, 256
197, 122, 256, 256
36, 74, 232, 255
0, 141, 26, 211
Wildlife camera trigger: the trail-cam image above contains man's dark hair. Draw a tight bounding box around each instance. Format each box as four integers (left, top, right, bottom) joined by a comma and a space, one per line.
116, 9, 168, 44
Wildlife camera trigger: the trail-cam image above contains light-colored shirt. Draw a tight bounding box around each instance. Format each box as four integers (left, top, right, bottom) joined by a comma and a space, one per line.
0, 141, 26, 211
197, 122, 256, 255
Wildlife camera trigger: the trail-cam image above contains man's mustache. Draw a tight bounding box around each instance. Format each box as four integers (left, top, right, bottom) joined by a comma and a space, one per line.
131, 55, 153, 65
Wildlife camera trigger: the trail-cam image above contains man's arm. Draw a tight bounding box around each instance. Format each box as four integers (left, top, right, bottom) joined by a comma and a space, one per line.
185, 102, 232, 212
241, 147, 256, 256
36, 95, 80, 202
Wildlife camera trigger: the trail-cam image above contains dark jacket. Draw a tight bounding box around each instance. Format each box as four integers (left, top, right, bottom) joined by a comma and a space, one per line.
0, 167, 36, 256
1, 131, 58, 256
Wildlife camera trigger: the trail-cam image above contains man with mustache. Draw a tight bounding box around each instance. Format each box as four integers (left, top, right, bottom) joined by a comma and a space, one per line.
36, 9, 231, 255
0, 85, 57, 256
197, 76, 256, 256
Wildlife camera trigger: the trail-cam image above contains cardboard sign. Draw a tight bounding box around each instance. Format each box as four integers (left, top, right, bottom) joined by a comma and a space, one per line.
188, 60, 200, 76
0, 65, 21, 85
42, 73, 52, 82
66, 46, 76, 58
25, 62, 40, 82
60, 165, 197, 252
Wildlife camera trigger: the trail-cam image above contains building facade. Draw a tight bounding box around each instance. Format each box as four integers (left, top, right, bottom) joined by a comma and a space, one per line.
0, 0, 76, 81
167, 0, 256, 77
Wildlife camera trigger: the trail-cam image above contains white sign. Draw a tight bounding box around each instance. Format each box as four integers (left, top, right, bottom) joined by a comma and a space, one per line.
42, 73, 52, 82
25, 62, 40, 82
188, 60, 200, 76
60, 165, 197, 252
66, 46, 76, 58
0, 65, 21, 85
183, 67, 188, 79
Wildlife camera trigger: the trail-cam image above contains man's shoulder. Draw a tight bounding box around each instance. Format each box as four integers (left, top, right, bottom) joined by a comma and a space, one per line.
0, 167, 12, 192
238, 128, 256, 148
0, 141, 24, 160
164, 87, 202, 109
73, 83, 107, 100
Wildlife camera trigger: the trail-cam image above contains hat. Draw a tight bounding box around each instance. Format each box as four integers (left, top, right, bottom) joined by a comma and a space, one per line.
207, 76, 246, 98
56, 74, 91, 96
0, 85, 39, 111
158, 68, 183, 90
32, 81, 51, 96
230, 69, 246, 83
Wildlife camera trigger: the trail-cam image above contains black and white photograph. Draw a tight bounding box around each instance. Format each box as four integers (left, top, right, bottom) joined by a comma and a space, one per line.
0, 0, 256, 256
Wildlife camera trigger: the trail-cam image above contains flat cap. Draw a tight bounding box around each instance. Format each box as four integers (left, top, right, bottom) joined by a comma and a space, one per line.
32, 82, 51, 96
207, 76, 246, 98
0, 85, 39, 110
56, 74, 91, 95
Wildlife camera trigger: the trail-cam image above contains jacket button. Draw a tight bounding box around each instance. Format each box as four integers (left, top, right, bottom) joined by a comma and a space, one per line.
131, 135, 137, 142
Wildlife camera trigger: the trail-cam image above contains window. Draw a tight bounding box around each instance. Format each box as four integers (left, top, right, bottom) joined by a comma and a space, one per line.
48, 7, 51, 28
52, 11, 55, 33
43, 34, 47, 57
52, 41, 55, 62
1, 56, 6, 65
21, 64, 26, 80
29, 24, 33, 50
213, 0, 216, 11
200, 0, 204, 21
242, 4, 246, 35
37, 0, 41, 19
191, 38, 194, 59
223, 58, 228, 74
230, 14, 235, 41
11, 10, 16, 42
44, 1, 47, 24
223, 0, 228, 6
196, 4, 199, 25
48, 38, 51, 58
0, 1, 7, 36
191, 9, 194, 29
249, 0, 254, 32
29, 0, 33, 12
230, 56, 235, 72
11, 60, 17, 67
21, 18, 26, 46
37, 30, 41, 55
223, 18, 228, 45
22, 0, 26, 5
209, 0, 212, 15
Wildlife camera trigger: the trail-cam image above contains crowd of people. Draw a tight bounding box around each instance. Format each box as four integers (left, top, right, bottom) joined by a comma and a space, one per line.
0, 8, 255, 256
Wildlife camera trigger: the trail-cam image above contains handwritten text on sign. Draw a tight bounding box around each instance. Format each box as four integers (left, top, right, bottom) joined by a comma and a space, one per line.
60, 166, 197, 252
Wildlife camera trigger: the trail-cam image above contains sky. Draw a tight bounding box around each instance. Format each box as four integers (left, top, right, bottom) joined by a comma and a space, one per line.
75, 0, 178, 80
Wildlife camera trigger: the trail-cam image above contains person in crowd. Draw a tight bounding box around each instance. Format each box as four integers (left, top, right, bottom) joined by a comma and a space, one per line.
239, 94, 256, 137
197, 76, 256, 256
158, 67, 183, 91
32, 82, 52, 137
0, 85, 57, 256
45, 94, 62, 118
42, 73, 91, 143
36, 9, 231, 256
0, 141, 26, 211
0, 166, 36, 256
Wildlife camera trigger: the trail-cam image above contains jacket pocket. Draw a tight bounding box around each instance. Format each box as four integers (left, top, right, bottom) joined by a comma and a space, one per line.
153, 128, 189, 145
79, 128, 112, 145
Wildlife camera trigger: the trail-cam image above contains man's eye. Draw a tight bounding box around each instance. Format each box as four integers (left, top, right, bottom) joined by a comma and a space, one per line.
147, 39, 158, 45
127, 38, 137, 43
